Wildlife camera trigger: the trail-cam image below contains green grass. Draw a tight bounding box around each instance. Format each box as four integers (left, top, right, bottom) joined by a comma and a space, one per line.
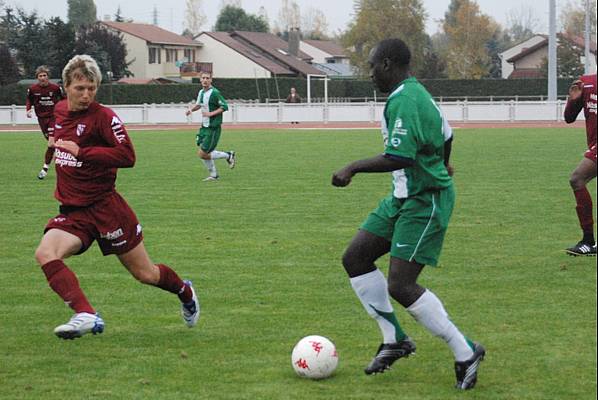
0, 127, 596, 400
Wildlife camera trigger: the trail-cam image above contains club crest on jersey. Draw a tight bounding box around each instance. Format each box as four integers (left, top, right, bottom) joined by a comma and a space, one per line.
76, 124, 86, 136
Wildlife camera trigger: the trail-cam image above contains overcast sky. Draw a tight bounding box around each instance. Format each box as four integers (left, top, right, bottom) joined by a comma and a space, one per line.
6, 0, 557, 36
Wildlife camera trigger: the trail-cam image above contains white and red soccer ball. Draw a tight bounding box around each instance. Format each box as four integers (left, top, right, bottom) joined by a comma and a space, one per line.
291, 335, 338, 379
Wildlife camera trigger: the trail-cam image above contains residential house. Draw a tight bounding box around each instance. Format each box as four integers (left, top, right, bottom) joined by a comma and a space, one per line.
100, 21, 204, 80
500, 33, 596, 79
194, 30, 324, 78
300, 39, 355, 78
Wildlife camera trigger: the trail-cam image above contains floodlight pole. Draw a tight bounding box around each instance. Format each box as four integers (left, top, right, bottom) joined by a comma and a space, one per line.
548, 0, 557, 101
584, 0, 591, 74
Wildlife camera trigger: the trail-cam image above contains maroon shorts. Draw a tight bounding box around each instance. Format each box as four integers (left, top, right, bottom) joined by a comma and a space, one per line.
584, 144, 597, 163
44, 192, 144, 256
37, 116, 55, 139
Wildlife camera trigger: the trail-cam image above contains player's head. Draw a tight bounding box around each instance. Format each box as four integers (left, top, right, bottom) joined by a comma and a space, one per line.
200, 71, 212, 88
62, 55, 102, 111
368, 38, 411, 93
35, 65, 50, 85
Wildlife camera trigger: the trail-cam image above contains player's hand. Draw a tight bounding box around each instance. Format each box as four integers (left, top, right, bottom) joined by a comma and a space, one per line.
332, 166, 355, 187
26, 109, 32, 118
446, 164, 455, 176
568, 80, 583, 100
185, 110, 191, 116
54, 139, 80, 157
201, 111, 211, 117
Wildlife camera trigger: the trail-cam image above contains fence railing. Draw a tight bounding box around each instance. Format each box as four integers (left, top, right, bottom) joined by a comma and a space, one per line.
0, 100, 582, 126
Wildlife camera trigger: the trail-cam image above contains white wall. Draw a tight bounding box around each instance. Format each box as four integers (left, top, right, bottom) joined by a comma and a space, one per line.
196, 34, 272, 78
299, 42, 330, 64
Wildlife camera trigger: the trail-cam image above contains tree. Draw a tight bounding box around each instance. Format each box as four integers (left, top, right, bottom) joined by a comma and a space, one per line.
11, 8, 47, 78
560, 0, 597, 37
0, 43, 20, 85
442, 0, 496, 79
75, 23, 131, 79
67, 0, 97, 28
114, 6, 125, 22
506, 5, 539, 43
419, 34, 447, 79
276, 0, 301, 33
540, 35, 585, 78
302, 7, 329, 39
184, 0, 206, 37
44, 17, 76, 80
341, 0, 429, 78
214, 5, 268, 32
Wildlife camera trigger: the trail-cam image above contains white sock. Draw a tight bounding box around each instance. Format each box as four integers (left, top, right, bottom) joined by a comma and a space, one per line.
350, 269, 404, 343
202, 159, 217, 177
211, 150, 229, 160
43, 163, 49, 169
407, 289, 474, 361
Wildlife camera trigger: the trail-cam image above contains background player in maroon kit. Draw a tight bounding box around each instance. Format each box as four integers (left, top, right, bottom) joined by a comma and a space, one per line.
34, 55, 200, 339
26, 65, 64, 180
564, 69, 597, 256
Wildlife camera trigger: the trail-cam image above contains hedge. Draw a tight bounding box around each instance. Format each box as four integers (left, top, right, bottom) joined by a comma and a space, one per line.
0, 78, 575, 106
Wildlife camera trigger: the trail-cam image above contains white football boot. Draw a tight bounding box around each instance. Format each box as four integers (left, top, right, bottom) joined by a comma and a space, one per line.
54, 312, 105, 340
181, 280, 200, 328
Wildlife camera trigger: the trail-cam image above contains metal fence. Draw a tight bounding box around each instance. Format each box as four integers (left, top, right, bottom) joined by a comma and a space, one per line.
0, 100, 582, 126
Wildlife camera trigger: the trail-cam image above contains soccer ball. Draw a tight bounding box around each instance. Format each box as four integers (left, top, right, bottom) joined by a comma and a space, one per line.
291, 335, 338, 379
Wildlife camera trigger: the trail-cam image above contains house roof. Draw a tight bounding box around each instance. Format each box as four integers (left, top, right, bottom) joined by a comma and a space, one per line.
101, 21, 202, 47
313, 63, 355, 77
200, 31, 324, 77
508, 68, 544, 79
303, 40, 347, 57
507, 32, 596, 63
201, 31, 294, 75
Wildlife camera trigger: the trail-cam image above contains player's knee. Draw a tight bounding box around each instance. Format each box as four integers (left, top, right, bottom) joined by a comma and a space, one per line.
569, 172, 584, 190
198, 151, 210, 160
35, 245, 57, 266
388, 281, 420, 308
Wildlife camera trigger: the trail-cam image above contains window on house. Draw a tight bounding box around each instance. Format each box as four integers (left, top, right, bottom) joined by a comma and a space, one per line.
149, 47, 161, 64
166, 49, 178, 63
184, 49, 196, 62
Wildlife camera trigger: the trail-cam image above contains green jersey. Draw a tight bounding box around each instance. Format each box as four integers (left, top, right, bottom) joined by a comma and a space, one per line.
382, 77, 452, 198
196, 86, 228, 128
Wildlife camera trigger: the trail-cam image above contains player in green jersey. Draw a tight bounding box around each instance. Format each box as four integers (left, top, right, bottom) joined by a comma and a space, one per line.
186, 71, 236, 181
332, 38, 485, 390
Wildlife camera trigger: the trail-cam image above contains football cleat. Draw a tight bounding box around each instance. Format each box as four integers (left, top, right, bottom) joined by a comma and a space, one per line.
364, 337, 416, 375
37, 168, 48, 180
54, 312, 104, 340
454, 342, 486, 390
226, 151, 236, 169
202, 176, 219, 182
181, 280, 200, 328
565, 241, 596, 256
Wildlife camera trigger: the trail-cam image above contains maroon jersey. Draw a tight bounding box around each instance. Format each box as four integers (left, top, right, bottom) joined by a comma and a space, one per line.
26, 82, 64, 118
52, 100, 135, 207
564, 74, 597, 149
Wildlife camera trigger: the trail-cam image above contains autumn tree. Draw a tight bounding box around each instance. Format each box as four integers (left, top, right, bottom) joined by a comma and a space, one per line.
506, 5, 539, 43
275, 0, 300, 34
302, 7, 329, 39
342, 0, 429, 78
442, 0, 496, 79
67, 0, 96, 28
560, 0, 597, 37
184, 0, 206, 37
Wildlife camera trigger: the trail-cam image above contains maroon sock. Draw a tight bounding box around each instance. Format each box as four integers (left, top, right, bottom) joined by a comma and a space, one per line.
41, 260, 95, 314
574, 187, 594, 236
44, 147, 55, 166
156, 264, 192, 303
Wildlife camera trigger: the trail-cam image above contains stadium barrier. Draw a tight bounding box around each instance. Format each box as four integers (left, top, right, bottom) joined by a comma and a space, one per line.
0, 100, 582, 126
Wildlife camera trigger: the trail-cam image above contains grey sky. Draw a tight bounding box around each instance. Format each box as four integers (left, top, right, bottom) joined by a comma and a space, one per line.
6, 0, 555, 35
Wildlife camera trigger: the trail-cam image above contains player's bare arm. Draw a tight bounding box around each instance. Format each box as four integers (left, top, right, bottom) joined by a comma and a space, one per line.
186, 104, 202, 116
202, 107, 224, 118
332, 154, 413, 187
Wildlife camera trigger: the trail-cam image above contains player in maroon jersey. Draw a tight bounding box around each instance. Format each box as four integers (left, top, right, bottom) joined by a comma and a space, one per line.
26, 66, 64, 179
563, 70, 597, 256
34, 55, 200, 339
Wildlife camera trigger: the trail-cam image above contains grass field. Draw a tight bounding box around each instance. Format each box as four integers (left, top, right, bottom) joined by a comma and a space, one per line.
0, 127, 596, 400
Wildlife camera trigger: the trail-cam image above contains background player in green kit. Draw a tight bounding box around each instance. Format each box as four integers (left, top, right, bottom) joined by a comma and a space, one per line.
186, 71, 236, 181
332, 38, 485, 390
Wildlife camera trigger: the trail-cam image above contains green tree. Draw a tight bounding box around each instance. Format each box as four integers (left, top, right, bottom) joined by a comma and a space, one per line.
11, 8, 47, 78
0, 43, 20, 84
214, 5, 269, 32
341, 0, 429, 78
75, 23, 131, 79
442, 0, 496, 79
540, 35, 585, 79
67, 0, 96, 28
114, 5, 125, 22
44, 17, 76, 80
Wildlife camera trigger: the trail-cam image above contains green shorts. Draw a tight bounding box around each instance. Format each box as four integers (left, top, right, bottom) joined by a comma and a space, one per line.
360, 186, 455, 266
196, 126, 221, 153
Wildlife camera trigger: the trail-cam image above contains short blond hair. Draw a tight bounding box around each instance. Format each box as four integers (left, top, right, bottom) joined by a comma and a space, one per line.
35, 65, 50, 78
62, 54, 102, 87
